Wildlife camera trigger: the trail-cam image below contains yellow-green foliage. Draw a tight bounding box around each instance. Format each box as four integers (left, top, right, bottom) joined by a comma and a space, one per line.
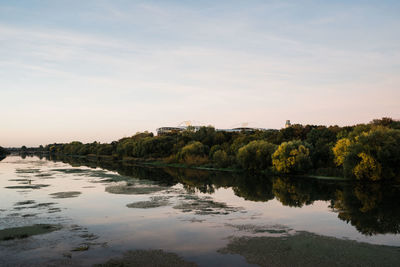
236, 140, 277, 171
353, 153, 382, 181
183, 155, 209, 166
332, 138, 351, 166
177, 141, 207, 164
272, 141, 311, 174
333, 127, 400, 181
213, 150, 230, 168
272, 177, 311, 207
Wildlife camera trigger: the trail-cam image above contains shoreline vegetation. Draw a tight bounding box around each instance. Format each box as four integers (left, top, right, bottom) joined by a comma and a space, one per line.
0, 146, 10, 161
6, 117, 400, 182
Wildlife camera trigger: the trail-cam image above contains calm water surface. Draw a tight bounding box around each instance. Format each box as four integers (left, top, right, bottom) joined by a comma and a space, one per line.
0, 155, 399, 266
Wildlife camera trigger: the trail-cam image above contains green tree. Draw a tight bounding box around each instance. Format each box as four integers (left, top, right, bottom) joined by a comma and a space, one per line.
0, 146, 9, 157
97, 144, 113, 156
177, 141, 207, 165
272, 140, 312, 174
213, 150, 230, 168
332, 138, 352, 166
353, 153, 382, 181
306, 127, 337, 168
236, 140, 277, 171
334, 127, 400, 181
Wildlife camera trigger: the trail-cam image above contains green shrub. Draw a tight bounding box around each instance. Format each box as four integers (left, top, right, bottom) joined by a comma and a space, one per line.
333, 127, 400, 181
213, 150, 230, 168
177, 141, 206, 163
272, 140, 311, 174
237, 140, 277, 171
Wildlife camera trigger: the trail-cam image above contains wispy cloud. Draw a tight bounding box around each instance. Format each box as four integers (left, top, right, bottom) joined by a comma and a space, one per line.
0, 1, 399, 146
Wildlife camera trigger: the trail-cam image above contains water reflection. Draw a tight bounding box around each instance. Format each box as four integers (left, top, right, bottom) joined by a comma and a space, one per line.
333, 183, 400, 235
48, 154, 400, 236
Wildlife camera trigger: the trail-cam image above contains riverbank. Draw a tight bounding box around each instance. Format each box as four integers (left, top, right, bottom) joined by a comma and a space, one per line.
20, 152, 349, 181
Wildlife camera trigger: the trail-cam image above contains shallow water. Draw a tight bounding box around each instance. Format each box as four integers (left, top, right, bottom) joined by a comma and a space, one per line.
0, 155, 399, 266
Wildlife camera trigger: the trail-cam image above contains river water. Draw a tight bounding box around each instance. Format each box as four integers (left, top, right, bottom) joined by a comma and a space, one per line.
0, 155, 399, 266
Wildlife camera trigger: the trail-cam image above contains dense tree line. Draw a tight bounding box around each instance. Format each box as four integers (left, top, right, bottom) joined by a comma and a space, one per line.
0, 146, 9, 159
33, 117, 400, 181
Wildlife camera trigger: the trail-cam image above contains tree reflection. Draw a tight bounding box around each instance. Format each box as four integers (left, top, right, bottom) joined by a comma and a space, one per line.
232, 174, 274, 202
272, 177, 339, 207
44, 155, 400, 236
333, 183, 400, 235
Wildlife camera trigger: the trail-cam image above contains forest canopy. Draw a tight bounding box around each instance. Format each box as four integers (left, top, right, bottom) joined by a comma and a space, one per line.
19, 117, 400, 182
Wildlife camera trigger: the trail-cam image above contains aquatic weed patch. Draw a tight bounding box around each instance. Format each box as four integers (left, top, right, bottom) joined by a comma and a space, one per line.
173, 195, 245, 215
105, 182, 168, 195
35, 173, 53, 178
51, 168, 93, 174
126, 196, 171, 209
71, 244, 90, 251
15, 168, 41, 174
94, 249, 197, 267
88, 171, 131, 182
50, 191, 81, 199
67, 224, 105, 253
8, 178, 31, 182
13, 202, 57, 211
48, 207, 62, 213
218, 231, 400, 267
226, 224, 291, 235
0, 224, 61, 241
14, 200, 36, 206
5, 184, 50, 189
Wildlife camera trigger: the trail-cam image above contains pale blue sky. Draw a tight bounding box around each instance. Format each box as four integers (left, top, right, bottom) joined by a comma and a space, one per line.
1, 0, 399, 146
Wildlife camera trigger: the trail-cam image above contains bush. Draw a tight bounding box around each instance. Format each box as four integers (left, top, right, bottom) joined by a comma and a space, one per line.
332, 138, 351, 167
183, 155, 209, 166
177, 141, 206, 163
213, 150, 230, 168
237, 140, 277, 171
272, 140, 312, 174
0, 146, 9, 156
333, 127, 400, 181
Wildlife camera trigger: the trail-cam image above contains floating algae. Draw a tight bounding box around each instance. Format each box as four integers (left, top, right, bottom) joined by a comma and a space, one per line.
226, 224, 291, 235
14, 202, 56, 209
15, 168, 41, 174
181, 218, 206, 223
35, 173, 53, 178
13, 202, 57, 213
218, 231, 400, 267
48, 207, 62, 213
88, 171, 130, 182
5, 184, 49, 189
71, 244, 90, 252
105, 181, 168, 195
52, 168, 133, 183
0, 224, 61, 241
14, 200, 36, 206
50, 191, 82, 199
79, 233, 99, 241
94, 249, 197, 267
126, 196, 171, 209
22, 213, 37, 217
51, 168, 92, 174
173, 195, 245, 215
8, 178, 31, 182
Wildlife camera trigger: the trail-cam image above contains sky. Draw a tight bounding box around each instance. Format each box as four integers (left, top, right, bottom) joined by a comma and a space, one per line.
1, 0, 399, 147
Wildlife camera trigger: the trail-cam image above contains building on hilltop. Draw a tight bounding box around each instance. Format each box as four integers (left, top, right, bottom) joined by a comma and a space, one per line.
157, 124, 270, 135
